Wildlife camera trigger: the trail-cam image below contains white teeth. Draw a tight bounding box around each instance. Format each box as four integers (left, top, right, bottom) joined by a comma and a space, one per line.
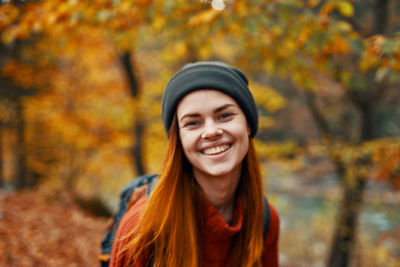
203, 145, 230, 155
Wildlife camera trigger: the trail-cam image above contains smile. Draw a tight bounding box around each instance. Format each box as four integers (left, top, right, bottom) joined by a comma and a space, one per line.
202, 144, 231, 155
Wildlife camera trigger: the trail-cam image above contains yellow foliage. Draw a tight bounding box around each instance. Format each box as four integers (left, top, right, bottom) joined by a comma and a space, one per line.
336, 21, 353, 32
297, 28, 311, 47
152, 16, 166, 31
212, 37, 237, 60
277, 38, 297, 57
356, 231, 400, 267
317, 14, 330, 30
320, 1, 354, 18
198, 44, 212, 58
292, 69, 315, 89
366, 34, 386, 55
270, 25, 283, 38
263, 59, 275, 73
390, 45, 400, 71
251, 83, 286, 112
232, 1, 246, 13
393, 46, 400, 60
2, 27, 141, 193
188, 8, 220, 27
307, 0, 321, 8
322, 35, 351, 55
114, 29, 138, 51
254, 139, 299, 160
368, 139, 400, 187
327, 138, 400, 189
1, 59, 37, 88
357, 35, 386, 72
320, 2, 334, 16
133, 0, 154, 8
143, 121, 167, 173
336, 1, 354, 17
259, 116, 275, 129
392, 60, 400, 72
359, 53, 380, 72
0, 4, 20, 30
171, 41, 188, 59
306, 141, 329, 158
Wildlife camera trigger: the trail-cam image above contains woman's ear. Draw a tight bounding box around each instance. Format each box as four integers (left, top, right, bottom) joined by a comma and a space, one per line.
247, 125, 251, 136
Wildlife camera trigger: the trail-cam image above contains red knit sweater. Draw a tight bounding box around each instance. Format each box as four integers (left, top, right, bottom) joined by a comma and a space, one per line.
110, 193, 279, 267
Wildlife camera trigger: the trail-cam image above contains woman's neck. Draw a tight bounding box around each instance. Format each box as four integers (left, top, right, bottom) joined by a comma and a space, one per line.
193, 166, 242, 223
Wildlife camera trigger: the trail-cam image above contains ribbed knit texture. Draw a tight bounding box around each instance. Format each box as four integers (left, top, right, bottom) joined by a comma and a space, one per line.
161, 61, 259, 137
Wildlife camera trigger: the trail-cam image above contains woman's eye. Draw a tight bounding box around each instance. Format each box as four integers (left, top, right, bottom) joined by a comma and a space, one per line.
219, 113, 234, 120
184, 120, 200, 127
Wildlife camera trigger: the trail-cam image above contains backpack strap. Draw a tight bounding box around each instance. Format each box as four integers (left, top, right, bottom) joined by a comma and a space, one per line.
262, 196, 271, 238
145, 176, 159, 196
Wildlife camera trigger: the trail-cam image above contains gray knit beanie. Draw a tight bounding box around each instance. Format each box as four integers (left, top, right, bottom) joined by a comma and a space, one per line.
161, 61, 258, 137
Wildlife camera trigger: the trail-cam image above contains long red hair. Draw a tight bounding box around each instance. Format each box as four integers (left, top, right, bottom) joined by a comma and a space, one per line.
121, 117, 264, 267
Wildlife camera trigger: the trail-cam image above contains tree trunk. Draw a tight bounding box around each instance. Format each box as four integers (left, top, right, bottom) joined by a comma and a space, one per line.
64, 148, 84, 194
328, 99, 375, 267
15, 98, 27, 189
328, 174, 367, 267
132, 120, 145, 176
373, 0, 388, 35
0, 123, 3, 188
119, 52, 146, 175
65, 151, 76, 193
328, 0, 388, 262
10, 0, 26, 6
304, 87, 377, 267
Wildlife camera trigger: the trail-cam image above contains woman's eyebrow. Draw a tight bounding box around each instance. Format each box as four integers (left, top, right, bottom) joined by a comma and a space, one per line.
179, 113, 200, 122
214, 104, 235, 113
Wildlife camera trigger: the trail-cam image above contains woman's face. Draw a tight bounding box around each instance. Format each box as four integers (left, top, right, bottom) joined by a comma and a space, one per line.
176, 90, 250, 178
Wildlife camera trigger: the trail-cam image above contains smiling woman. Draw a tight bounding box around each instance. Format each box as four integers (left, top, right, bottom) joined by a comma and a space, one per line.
110, 62, 280, 267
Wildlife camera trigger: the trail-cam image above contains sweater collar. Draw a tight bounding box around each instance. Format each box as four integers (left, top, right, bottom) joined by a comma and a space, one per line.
202, 196, 243, 241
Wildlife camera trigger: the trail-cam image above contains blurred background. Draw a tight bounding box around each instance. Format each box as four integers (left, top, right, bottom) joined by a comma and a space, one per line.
0, 0, 399, 266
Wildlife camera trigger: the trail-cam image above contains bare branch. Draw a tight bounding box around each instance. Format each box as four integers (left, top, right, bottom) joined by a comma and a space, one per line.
119, 52, 140, 97
304, 90, 333, 137
304, 90, 346, 182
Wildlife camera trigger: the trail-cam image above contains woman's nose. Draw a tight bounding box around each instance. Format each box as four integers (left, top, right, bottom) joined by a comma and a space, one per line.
201, 120, 223, 139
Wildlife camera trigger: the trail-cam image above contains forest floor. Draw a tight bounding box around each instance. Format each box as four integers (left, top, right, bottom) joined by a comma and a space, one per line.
0, 188, 109, 266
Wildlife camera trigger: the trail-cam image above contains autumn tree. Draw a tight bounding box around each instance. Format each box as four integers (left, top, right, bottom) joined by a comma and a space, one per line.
0, 0, 41, 189
0, 0, 161, 193
0, 0, 160, 190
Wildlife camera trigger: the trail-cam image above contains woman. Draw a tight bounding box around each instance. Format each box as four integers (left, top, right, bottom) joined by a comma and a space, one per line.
110, 61, 280, 267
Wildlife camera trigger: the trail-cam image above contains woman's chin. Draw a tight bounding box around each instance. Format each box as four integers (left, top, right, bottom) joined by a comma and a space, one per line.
194, 164, 241, 179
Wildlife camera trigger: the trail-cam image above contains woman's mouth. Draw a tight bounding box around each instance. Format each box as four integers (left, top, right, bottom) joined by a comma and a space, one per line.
201, 144, 231, 155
